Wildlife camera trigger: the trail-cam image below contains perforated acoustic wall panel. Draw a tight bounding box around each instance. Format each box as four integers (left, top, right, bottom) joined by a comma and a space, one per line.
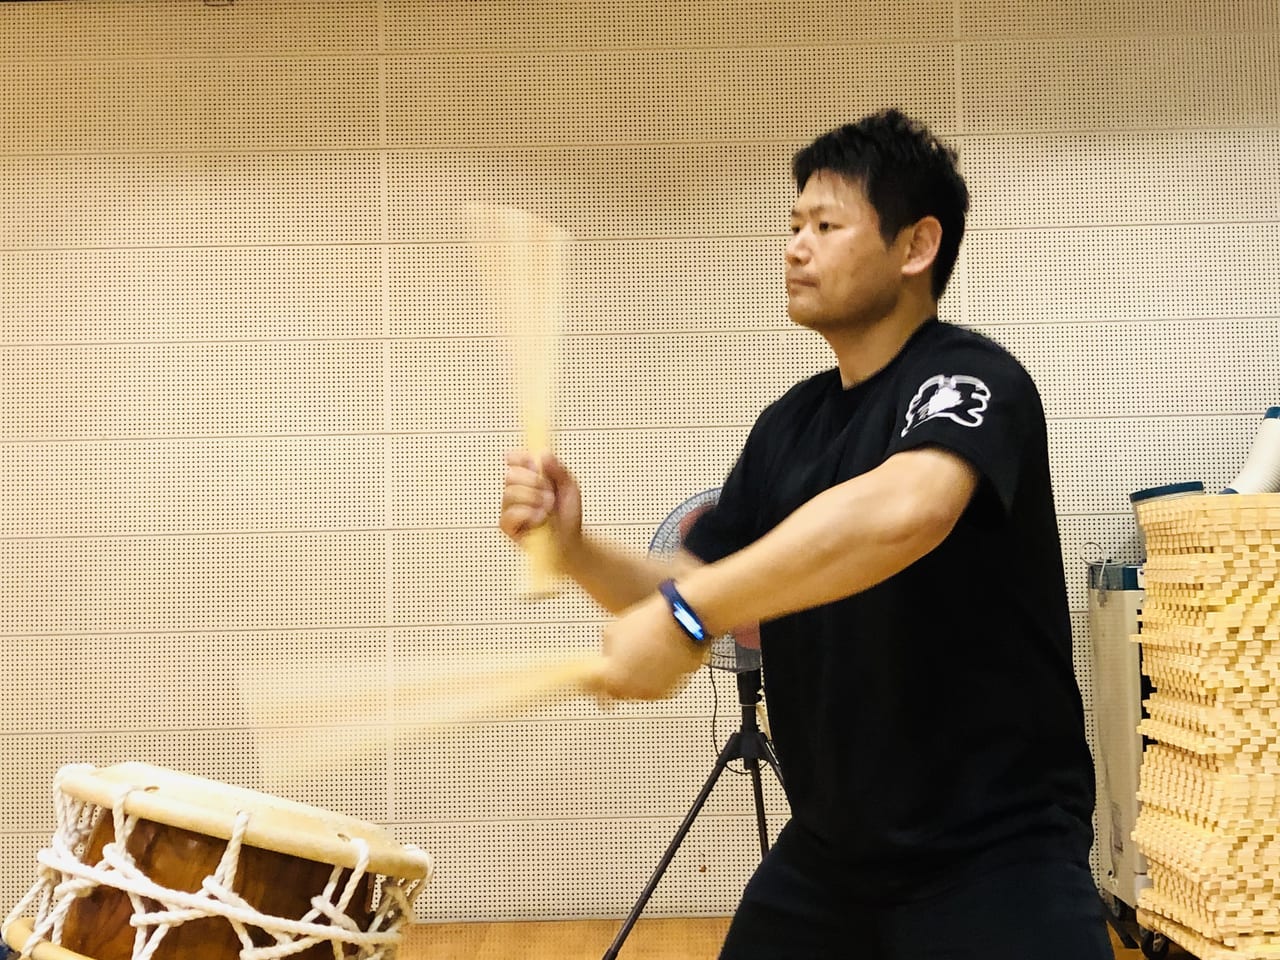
1, 0, 1277, 928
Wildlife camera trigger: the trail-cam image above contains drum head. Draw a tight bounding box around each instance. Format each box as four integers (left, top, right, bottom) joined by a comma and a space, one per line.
55, 763, 430, 880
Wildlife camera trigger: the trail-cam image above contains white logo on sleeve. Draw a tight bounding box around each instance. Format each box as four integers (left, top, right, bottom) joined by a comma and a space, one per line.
901, 375, 991, 437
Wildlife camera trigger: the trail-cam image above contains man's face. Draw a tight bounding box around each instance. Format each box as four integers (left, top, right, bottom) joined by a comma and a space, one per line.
785, 171, 906, 331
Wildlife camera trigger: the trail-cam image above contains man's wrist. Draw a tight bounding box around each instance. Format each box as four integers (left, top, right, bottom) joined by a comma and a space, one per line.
553, 528, 588, 572
657, 579, 711, 644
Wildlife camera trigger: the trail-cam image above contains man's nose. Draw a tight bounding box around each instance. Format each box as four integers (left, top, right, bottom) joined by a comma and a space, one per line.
785, 230, 808, 263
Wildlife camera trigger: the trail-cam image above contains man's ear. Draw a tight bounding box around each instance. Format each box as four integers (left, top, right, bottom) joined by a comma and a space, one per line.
900, 216, 942, 281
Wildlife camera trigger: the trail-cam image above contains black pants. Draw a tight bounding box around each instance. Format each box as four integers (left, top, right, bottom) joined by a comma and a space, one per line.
719, 822, 1113, 960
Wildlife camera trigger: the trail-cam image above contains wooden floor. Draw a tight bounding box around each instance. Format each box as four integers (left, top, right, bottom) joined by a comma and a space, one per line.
405, 918, 730, 959
403, 918, 1180, 959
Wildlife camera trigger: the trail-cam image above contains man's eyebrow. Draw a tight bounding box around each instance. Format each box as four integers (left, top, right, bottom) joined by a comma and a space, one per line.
790, 203, 834, 218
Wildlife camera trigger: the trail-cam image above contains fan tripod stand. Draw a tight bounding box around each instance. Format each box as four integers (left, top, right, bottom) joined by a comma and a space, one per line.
602, 667, 784, 960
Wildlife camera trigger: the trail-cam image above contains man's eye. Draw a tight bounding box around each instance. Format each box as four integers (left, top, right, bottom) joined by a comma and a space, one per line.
789, 224, 801, 235
817, 221, 832, 233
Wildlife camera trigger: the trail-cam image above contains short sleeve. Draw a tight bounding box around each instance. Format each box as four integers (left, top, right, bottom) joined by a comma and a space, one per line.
885, 344, 1041, 514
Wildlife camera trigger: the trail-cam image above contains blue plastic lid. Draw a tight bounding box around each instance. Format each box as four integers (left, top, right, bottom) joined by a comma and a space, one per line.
1130, 480, 1205, 503
1266, 407, 1280, 419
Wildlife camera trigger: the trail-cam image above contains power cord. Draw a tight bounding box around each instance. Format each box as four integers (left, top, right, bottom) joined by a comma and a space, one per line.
707, 662, 749, 776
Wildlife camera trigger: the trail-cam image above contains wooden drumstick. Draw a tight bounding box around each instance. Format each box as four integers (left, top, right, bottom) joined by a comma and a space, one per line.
240, 653, 607, 777
393, 651, 605, 725
465, 203, 570, 599
243, 652, 604, 724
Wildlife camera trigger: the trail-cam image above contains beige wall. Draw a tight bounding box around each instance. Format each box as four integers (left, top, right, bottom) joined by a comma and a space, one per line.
1, 0, 1277, 923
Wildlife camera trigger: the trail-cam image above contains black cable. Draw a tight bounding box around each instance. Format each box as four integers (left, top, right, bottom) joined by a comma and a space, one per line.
708, 662, 748, 776
708, 661, 718, 757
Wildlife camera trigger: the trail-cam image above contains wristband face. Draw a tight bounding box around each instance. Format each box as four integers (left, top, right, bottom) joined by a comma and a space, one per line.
658, 579, 708, 644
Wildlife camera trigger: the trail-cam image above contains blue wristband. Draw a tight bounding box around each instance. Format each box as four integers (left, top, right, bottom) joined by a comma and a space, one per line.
658, 579, 709, 644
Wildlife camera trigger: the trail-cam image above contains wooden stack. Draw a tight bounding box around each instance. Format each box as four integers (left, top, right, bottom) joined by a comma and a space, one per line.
1133, 494, 1280, 959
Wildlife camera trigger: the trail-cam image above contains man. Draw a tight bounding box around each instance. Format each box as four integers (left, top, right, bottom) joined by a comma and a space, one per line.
500, 109, 1109, 959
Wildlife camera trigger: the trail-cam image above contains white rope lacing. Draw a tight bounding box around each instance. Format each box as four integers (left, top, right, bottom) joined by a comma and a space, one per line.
3, 768, 431, 960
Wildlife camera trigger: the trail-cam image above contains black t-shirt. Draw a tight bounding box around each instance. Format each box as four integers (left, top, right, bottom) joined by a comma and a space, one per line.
683, 319, 1095, 894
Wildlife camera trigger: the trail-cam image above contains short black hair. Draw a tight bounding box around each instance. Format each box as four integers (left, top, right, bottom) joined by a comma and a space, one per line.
791, 109, 968, 300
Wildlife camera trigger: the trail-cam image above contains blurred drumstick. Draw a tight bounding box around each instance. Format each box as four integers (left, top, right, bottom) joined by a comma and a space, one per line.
265, 651, 605, 726
465, 203, 570, 598
241, 652, 606, 778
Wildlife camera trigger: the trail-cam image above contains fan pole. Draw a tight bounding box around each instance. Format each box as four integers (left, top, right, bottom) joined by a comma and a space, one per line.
736, 668, 777, 856
601, 668, 783, 960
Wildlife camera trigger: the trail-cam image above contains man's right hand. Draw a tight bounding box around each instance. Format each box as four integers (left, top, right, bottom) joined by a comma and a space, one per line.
499, 451, 583, 560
